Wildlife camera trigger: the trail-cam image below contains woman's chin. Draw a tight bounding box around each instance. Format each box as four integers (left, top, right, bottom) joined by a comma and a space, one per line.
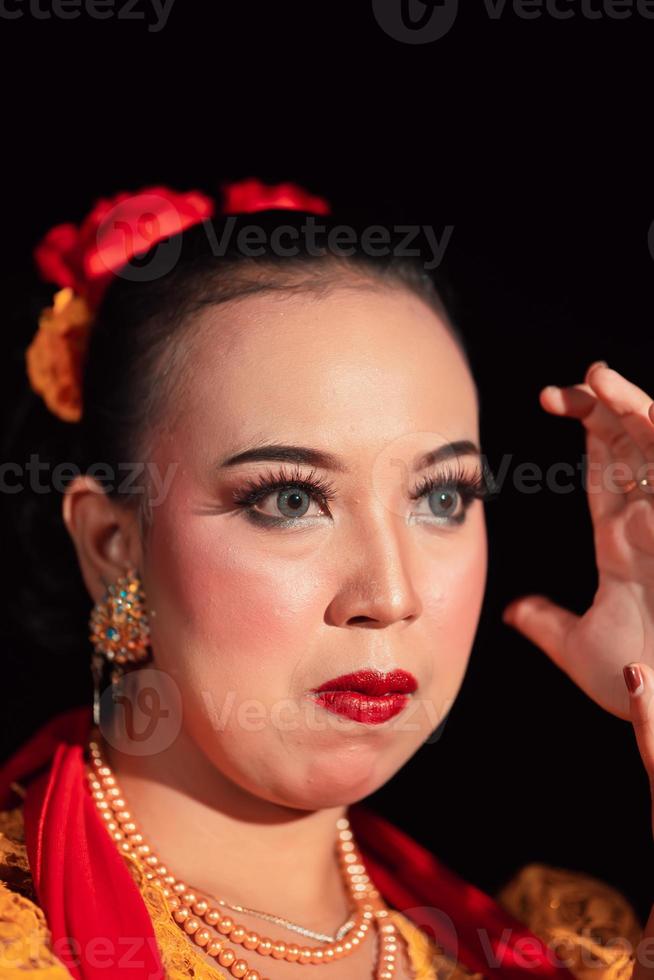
262, 750, 394, 811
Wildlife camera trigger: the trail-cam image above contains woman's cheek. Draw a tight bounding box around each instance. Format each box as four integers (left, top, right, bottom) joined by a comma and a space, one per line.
419, 517, 488, 718
146, 511, 324, 706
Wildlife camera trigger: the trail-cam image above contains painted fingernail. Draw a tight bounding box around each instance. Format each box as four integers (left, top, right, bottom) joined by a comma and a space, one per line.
623, 663, 644, 696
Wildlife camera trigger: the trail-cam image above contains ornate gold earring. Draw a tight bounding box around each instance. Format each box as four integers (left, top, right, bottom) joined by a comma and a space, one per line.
88, 564, 155, 725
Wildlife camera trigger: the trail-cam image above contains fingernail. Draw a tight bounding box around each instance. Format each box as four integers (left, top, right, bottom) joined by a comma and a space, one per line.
623, 663, 644, 696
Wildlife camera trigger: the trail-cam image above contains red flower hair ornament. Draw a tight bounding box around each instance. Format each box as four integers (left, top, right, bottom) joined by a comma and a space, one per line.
25, 178, 331, 423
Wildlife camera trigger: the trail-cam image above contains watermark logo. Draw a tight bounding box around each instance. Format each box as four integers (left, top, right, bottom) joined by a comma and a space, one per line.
373, 0, 654, 43
94, 192, 186, 282
98, 667, 183, 755
88, 198, 455, 284
3, 450, 654, 507
373, 0, 459, 41
0, 919, 644, 975
93, 660, 456, 755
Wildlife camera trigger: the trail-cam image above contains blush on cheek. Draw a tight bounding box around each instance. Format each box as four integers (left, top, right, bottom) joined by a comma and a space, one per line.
419, 521, 487, 691
146, 503, 326, 699
443, 539, 487, 653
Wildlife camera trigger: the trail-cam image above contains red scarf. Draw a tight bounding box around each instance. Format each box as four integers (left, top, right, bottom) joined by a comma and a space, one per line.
0, 706, 575, 980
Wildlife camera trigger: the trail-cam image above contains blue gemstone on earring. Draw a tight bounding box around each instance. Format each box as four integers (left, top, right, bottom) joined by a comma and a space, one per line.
106, 627, 119, 639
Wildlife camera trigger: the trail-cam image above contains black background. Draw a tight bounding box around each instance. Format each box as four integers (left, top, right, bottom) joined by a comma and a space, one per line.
0, 0, 652, 927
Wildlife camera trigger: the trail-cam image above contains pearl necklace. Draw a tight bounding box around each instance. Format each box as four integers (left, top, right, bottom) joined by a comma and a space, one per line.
188, 888, 357, 943
85, 732, 404, 979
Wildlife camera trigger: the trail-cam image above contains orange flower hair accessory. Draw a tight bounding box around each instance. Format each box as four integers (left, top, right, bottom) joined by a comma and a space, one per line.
25, 286, 94, 423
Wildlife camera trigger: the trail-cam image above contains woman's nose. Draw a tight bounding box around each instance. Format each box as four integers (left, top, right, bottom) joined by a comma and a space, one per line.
325, 513, 423, 628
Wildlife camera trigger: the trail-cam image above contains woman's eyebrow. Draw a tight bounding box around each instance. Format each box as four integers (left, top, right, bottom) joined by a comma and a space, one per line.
414, 440, 481, 470
218, 440, 481, 473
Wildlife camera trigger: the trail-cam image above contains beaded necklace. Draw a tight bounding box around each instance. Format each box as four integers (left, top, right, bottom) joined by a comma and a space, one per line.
85, 732, 405, 979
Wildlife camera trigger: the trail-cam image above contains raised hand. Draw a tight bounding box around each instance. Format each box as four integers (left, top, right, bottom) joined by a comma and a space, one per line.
502, 361, 654, 721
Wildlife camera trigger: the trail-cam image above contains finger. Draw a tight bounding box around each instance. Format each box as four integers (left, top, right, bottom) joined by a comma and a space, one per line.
541, 374, 648, 468
585, 365, 654, 465
623, 662, 654, 980
539, 381, 640, 467
502, 594, 580, 677
537, 359, 611, 418
540, 376, 647, 516
623, 662, 654, 793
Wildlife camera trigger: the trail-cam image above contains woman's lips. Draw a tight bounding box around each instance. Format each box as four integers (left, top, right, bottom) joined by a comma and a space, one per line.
310, 690, 411, 724
308, 668, 417, 725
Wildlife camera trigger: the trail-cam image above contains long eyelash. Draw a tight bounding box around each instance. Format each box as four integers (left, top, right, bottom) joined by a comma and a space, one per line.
232, 464, 338, 510
409, 459, 498, 504
232, 459, 498, 518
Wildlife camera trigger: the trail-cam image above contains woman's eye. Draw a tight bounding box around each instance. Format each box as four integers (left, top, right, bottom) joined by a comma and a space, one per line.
416, 485, 465, 523
255, 487, 326, 520
233, 469, 484, 529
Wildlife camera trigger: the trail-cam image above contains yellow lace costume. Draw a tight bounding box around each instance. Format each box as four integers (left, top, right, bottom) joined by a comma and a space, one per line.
0, 800, 643, 979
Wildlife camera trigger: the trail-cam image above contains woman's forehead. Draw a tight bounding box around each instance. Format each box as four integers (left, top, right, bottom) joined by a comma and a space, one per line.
163, 288, 479, 477
185, 286, 477, 418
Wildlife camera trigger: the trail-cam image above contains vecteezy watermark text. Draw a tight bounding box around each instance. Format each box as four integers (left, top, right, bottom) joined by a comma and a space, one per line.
0, 456, 179, 507
372, 0, 654, 44
0, 0, 175, 31
95, 668, 454, 754
3, 452, 654, 506
93, 206, 456, 283
0, 922, 647, 975
206, 216, 455, 271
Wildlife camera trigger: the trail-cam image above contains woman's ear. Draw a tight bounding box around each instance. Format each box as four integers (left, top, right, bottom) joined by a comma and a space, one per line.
62, 474, 143, 602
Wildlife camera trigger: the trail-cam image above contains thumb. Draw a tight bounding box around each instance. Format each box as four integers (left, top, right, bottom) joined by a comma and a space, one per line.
622, 662, 654, 980
623, 662, 654, 813
502, 594, 580, 673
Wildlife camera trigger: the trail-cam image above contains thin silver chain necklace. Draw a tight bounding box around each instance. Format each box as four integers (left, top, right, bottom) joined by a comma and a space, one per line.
188, 889, 358, 942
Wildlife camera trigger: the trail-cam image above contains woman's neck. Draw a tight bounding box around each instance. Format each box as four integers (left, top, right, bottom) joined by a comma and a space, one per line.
99, 720, 352, 932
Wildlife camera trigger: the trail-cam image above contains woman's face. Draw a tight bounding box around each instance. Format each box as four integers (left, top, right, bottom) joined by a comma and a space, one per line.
142, 281, 487, 810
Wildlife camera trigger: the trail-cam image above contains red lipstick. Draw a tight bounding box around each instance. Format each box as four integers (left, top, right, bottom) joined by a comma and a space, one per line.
309, 668, 417, 725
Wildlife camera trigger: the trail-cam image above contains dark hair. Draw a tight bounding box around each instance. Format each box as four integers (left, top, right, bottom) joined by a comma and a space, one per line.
2, 204, 473, 715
